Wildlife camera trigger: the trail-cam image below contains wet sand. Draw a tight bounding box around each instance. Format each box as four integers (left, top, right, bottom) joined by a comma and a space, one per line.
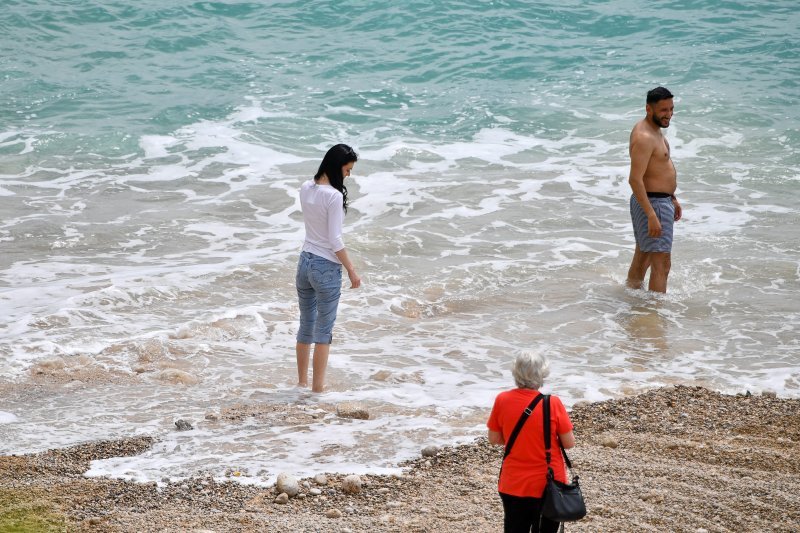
1, 386, 798, 532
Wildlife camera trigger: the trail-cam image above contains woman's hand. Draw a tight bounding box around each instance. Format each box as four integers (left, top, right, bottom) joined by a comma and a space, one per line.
335, 248, 361, 288
347, 268, 361, 289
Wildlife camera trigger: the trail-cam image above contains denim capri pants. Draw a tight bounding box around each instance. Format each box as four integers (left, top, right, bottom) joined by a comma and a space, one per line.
296, 251, 342, 344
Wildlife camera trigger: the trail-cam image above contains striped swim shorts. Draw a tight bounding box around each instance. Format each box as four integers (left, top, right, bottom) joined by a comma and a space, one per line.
630, 194, 674, 253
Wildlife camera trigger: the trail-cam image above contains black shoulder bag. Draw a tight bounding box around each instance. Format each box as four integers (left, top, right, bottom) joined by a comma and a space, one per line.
541, 394, 587, 524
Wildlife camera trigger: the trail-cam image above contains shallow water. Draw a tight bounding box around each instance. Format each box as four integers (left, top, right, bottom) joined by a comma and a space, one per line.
1, 0, 798, 485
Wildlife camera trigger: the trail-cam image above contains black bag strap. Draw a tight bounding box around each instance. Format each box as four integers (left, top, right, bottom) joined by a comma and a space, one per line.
502, 393, 544, 460
543, 395, 573, 476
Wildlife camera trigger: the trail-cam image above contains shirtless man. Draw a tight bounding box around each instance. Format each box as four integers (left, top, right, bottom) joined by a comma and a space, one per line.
626, 86, 682, 293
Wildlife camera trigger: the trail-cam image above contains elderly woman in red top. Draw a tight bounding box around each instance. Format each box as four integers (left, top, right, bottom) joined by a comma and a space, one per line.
487, 351, 576, 533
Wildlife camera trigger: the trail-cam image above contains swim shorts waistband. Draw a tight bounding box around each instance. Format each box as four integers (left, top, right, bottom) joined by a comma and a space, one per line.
647, 192, 674, 199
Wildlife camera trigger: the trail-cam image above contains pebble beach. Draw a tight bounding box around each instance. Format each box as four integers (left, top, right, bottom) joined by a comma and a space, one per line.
2, 385, 798, 532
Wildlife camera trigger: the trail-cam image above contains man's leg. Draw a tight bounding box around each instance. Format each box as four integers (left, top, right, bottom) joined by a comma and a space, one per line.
627, 244, 651, 289
296, 343, 311, 387
311, 343, 330, 393
648, 252, 671, 293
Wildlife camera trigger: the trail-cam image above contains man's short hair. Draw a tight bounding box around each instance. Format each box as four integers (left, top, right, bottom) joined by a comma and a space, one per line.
647, 86, 674, 105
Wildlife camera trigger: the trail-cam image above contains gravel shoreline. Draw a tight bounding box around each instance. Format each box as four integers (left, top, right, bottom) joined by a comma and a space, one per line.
2, 385, 799, 532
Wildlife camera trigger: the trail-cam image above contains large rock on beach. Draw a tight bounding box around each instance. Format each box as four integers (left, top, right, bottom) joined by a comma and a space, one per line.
421, 445, 439, 457
276, 473, 300, 497
158, 368, 199, 385
336, 402, 370, 420
174, 419, 193, 431
341, 474, 362, 494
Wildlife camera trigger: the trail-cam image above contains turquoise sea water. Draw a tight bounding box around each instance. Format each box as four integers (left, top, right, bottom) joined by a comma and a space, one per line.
1, 1, 799, 483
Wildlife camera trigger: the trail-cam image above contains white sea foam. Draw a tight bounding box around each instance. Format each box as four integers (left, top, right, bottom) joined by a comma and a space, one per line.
0, 411, 18, 424
1, 101, 798, 487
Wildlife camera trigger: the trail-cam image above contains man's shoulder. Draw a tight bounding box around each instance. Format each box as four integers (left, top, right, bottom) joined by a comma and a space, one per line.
630, 122, 660, 147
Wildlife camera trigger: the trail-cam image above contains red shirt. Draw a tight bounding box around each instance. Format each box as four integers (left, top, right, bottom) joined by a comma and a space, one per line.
487, 389, 574, 497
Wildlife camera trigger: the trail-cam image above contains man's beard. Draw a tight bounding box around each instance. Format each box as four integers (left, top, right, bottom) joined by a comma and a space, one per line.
651, 114, 670, 128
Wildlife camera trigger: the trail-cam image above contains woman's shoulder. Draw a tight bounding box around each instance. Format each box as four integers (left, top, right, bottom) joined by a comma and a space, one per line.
546, 394, 571, 413
494, 388, 538, 403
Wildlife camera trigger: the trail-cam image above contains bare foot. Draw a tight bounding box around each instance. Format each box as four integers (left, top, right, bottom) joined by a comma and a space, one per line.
297, 382, 309, 388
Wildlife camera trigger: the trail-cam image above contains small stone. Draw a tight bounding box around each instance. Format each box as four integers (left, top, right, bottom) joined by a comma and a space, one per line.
276, 473, 300, 497
244, 494, 269, 509
204, 412, 219, 421
309, 488, 322, 496
639, 490, 664, 503
88, 517, 103, 525
341, 474, 362, 494
696, 529, 709, 533
314, 474, 328, 486
599, 435, 618, 449
386, 501, 402, 508
326, 508, 343, 518
336, 402, 370, 420
377, 487, 390, 494
762, 390, 777, 398
421, 445, 439, 457
274, 493, 289, 504
371, 370, 392, 381
174, 419, 193, 431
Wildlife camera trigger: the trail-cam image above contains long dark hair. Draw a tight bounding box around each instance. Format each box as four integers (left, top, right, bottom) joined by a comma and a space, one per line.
314, 143, 358, 213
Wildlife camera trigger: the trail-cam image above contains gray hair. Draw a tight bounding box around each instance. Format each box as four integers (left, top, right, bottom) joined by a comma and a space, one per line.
512, 351, 550, 389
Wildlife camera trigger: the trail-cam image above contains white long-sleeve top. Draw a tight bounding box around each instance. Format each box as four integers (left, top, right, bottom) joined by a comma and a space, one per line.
299, 180, 345, 264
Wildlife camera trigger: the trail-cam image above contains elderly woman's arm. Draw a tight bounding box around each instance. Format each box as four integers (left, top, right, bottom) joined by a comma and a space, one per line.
488, 429, 505, 445
559, 430, 576, 449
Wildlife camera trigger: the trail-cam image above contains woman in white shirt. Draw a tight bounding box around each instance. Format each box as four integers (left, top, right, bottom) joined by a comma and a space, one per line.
296, 144, 361, 392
